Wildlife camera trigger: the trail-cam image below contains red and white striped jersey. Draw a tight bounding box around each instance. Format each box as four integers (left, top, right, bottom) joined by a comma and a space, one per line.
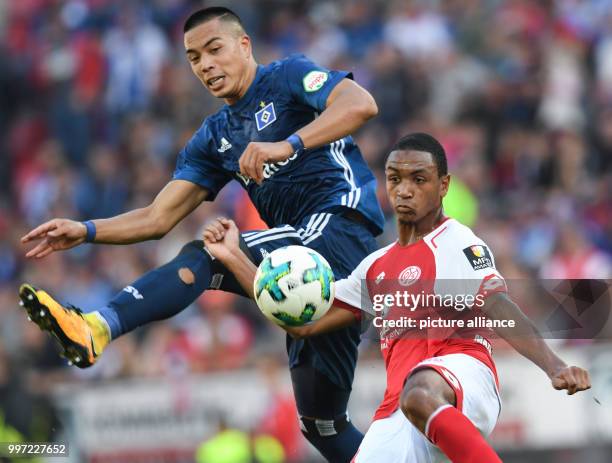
335, 218, 507, 420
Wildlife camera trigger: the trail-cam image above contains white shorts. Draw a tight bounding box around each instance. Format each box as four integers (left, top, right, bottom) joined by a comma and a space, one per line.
353, 354, 501, 463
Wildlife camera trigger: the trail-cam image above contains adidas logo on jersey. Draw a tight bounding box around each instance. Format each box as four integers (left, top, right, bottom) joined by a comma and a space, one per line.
217, 137, 232, 153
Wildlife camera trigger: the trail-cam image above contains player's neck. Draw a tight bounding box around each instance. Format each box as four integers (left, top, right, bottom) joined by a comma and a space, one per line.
398, 208, 445, 246
225, 60, 258, 105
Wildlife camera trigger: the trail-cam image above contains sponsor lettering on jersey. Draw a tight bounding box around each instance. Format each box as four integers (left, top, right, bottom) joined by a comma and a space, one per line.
236, 151, 301, 184
262, 151, 299, 179
255, 101, 277, 131
463, 245, 493, 270
236, 172, 251, 186
303, 71, 328, 92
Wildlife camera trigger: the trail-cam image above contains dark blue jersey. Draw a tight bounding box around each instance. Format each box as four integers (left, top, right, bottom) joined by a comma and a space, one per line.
173, 54, 384, 235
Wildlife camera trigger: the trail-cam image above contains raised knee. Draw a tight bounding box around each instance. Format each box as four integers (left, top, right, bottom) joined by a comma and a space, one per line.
179, 239, 205, 255
178, 267, 195, 285
175, 240, 209, 285
400, 385, 435, 425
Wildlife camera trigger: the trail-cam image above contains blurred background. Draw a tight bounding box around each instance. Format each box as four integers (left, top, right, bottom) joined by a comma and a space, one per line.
0, 0, 611, 461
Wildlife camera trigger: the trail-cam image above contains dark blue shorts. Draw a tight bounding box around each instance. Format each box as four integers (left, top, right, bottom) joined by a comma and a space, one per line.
208, 212, 378, 415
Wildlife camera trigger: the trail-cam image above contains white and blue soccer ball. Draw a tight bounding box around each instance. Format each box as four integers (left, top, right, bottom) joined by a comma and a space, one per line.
254, 245, 335, 326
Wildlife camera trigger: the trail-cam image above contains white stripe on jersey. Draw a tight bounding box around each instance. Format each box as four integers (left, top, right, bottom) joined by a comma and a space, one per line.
303, 213, 320, 233
245, 231, 301, 247
302, 213, 333, 245
352, 187, 361, 208
330, 138, 361, 209
300, 213, 328, 240
336, 138, 355, 186
297, 213, 321, 240
340, 187, 361, 208
329, 139, 355, 190
243, 225, 294, 243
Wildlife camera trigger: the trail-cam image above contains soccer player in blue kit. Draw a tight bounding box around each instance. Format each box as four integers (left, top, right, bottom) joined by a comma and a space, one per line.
19, 7, 384, 462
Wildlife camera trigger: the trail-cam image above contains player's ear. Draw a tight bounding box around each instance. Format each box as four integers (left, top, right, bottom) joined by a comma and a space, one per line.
439, 174, 450, 198
239, 34, 251, 60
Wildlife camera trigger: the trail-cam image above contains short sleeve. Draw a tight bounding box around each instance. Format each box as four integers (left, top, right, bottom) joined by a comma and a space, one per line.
434, 242, 507, 309
335, 273, 364, 313
334, 245, 392, 316
172, 126, 232, 200
283, 54, 353, 112
457, 243, 507, 299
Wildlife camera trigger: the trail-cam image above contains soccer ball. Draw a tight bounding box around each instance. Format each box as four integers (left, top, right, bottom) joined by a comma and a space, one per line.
254, 246, 335, 326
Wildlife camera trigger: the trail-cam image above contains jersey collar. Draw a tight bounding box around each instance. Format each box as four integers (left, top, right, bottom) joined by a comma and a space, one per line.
227, 64, 264, 113
396, 216, 453, 249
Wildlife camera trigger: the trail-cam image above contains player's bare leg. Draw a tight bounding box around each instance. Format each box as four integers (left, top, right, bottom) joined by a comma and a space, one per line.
401, 368, 502, 463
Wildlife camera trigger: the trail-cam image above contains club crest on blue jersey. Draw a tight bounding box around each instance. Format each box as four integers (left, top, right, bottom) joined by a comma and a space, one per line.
255, 101, 277, 131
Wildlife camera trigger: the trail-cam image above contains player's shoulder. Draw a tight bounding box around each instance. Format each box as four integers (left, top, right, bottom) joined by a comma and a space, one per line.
196, 108, 232, 136
275, 53, 310, 66
354, 241, 396, 275
424, 218, 488, 252
190, 116, 217, 143
257, 54, 303, 74
251, 55, 309, 89
424, 218, 500, 276
184, 111, 233, 156
267, 53, 319, 74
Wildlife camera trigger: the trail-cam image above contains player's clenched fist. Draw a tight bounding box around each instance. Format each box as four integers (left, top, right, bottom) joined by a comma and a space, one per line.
550, 365, 591, 395
202, 217, 240, 261
239, 141, 294, 184
21, 218, 87, 259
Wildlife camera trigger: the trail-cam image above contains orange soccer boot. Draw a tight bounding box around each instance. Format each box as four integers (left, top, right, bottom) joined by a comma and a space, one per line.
18, 284, 110, 368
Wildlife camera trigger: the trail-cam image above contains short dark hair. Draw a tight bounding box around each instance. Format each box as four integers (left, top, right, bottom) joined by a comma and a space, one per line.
390, 132, 448, 177
183, 7, 245, 34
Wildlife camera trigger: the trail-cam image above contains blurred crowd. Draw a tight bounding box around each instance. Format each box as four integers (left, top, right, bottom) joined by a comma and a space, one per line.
1, 0, 611, 450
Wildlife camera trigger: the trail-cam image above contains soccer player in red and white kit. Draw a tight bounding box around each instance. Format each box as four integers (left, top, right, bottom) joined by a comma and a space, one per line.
202, 133, 592, 463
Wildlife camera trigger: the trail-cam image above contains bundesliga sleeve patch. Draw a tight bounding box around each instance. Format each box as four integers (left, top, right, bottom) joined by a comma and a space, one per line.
303, 71, 328, 92
463, 245, 494, 270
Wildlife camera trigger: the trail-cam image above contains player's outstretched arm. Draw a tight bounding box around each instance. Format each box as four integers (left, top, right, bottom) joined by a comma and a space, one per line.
483, 292, 591, 395
239, 79, 378, 183
295, 79, 378, 149
21, 180, 208, 258
282, 305, 358, 339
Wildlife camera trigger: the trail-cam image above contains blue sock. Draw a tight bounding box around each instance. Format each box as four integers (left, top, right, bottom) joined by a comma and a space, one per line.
99, 241, 212, 339
303, 421, 363, 463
